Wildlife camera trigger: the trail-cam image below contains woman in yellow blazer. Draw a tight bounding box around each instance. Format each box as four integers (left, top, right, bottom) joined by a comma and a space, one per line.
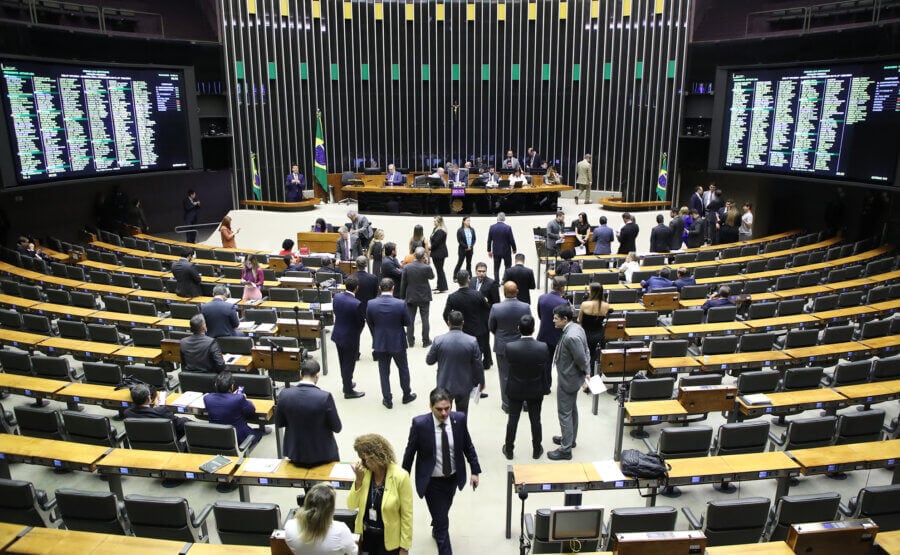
348, 434, 413, 554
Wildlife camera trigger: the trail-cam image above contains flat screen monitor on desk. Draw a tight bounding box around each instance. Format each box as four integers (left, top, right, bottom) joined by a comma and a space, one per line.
425, 177, 446, 188
548, 505, 603, 542
498, 179, 511, 189
362, 167, 382, 175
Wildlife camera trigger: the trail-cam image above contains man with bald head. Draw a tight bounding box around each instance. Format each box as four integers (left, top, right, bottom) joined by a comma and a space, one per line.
400, 246, 435, 347
488, 281, 533, 413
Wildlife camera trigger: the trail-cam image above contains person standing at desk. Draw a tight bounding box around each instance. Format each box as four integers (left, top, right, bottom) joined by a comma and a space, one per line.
180, 314, 226, 373
332, 276, 367, 400
240, 255, 264, 301
591, 216, 614, 255
524, 147, 542, 171
574, 154, 592, 205
501, 150, 521, 172
347, 210, 373, 254
487, 212, 517, 282
336, 226, 362, 262
285, 164, 303, 202
202, 285, 241, 338
385, 164, 404, 186
381, 243, 403, 297
537, 276, 570, 393
172, 248, 202, 298
402, 387, 481, 555
616, 213, 640, 255
649, 214, 672, 253
430, 216, 449, 293
277, 359, 344, 467
182, 189, 200, 243
546, 210, 565, 257
547, 304, 590, 460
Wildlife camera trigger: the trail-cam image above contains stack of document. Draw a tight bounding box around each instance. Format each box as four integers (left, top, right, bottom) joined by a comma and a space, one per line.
170, 391, 206, 409
741, 393, 773, 405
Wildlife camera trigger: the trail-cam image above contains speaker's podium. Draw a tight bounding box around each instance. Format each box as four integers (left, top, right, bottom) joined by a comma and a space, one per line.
614, 530, 706, 555
786, 519, 878, 555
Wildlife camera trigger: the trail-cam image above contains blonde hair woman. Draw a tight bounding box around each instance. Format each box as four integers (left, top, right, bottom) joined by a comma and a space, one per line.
285, 482, 358, 554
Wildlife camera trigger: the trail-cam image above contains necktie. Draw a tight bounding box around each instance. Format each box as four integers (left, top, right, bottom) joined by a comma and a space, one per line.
441, 423, 452, 476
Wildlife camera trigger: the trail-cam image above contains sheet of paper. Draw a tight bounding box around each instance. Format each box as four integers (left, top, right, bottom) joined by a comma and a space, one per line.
587, 375, 606, 395
242, 458, 283, 473
189, 395, 206, 409
226, 297, 241, 304
329, 463, 356, 480
255, 323, 276, 332
237, 322, 256, 331
742, 393, 772, 405
170, 391, 203, 407
593, 459, 627, 482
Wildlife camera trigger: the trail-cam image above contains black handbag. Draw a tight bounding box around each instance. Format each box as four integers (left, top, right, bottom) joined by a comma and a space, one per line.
620, 449, 670, 481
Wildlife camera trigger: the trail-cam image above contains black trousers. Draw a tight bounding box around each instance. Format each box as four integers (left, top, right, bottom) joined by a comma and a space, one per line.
493, 253, 512, 282
453, 250, 472, 279
336, 342, 358, 394
433, 256, 448, 291
452, 392, 470, 415
475, 332, 493, 369
504, 397, 543, 451
425, 475, 458, 555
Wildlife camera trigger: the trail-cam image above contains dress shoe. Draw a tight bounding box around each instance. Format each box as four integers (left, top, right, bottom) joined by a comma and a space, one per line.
408, 339, 415, 348
382, 399, 393, 409
552, 436, 576, 448
402, 393, 417, 404
422, 339, 432, 347
344, 390, 365, 399
501, 405, 509, 414
480, 392, 489, 399
533, 446, 544, 460
501, 445, 513, 460
547, 449, 572, 461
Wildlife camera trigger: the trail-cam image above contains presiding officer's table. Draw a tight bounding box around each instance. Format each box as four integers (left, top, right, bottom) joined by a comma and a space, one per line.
343, 183, 571, 214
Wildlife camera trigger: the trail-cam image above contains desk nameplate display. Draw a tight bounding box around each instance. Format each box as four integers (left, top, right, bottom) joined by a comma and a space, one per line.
625, 400, 687, 424
0, 435, 108, 474
648, 356, 703, 375
698, 350, 792, 372
783, 341, 872, 363
53, 382, 133, 410
665, 321, 751, 339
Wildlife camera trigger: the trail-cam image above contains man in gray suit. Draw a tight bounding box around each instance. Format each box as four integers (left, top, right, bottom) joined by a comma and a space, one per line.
180, 314, 226, 373
400, 246, 435, 347
545, 210, 565, 255
547, 304, 590, 460
334, 225, 361, 262
425, 311, 485, 415
488, 281, 532, 413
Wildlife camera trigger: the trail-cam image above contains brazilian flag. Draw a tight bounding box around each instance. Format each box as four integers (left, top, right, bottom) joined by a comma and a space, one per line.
656, 152, 667, 201
251, 152, 261, 200
314, 111, 328, 192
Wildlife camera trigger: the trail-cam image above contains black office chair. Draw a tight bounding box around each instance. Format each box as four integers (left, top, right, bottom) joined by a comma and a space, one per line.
627, 377, 675, 438
301, 289, 333, 303
23, 313, 54, 335
719, 247, 742, 260
269, 288, 300, 302
858, 319, 891, 340
709, 421, 771, 492
768, 416, 837, 451
0, 309, 23, 330
625, 311, 659, 328
58, 320, 90, 340
872, 355, 900, 382
601, 506, 678, 551
679, 373, 723, 388
706, 305, 737, 323
184, 421, 257, 458
736, 370, 781, 395
607, 289, 639, 304
70, 291, 98, 310
217, 336, 254, 355
746, 302, 778, 320
131, 327, 165, 348
824, 359, 871, 387
679, 284, 709, 300
62, 410, 127, 447
674, 252, 697, 263
642, 426, 713, 497
743, 279, 772, 295
779, 366, 825, 391
13, 406, 64, 440
55, 489, 131, 535
111, 274, 136, 289
837, 290, 864, 308
125, 364, 178, 391
778, 329, 818, 349
169, 303, 200, 320
0, 478, 60, 528
86, 323, 126, 345
838, 484, 900, 532
765, 492, 841, 541
221, 266, 243, 279
693, 266, 717, 280
129, 301, 158, 317
820, 324, 855, 344
142, 259, 164, 272
102, 295, 130, 314
31, 356, 82, 381
737, 332, 777, 353
0, 349, 33, 375
179, 372, 217, 394
809, 294, 839, 313
44, 288, 71, 305
233, 373, 276, 400
700, 336, 738, 356
866, 286, 891, 305
649, 339, 688, 358
773, 275, 798, 292
524, 507, 603, 554
834, 410, 885, 445
244, 309, 277, 324
682, 497, 770, 546
82, 361, 124, 386
796, 270, 822, 287
669, 309, 703, 326
125, 494, 213, 542
775, 298, 805, 317
124, 418, 185, 452
212, 501, 282, 546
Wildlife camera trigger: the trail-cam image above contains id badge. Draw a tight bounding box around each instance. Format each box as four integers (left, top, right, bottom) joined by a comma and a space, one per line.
368, 508, 377, 521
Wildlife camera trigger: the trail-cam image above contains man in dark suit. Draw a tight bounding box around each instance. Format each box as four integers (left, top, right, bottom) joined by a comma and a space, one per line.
380, 242, 403, 297
536, 276, 569, 393
276, 359, 342, 467
399, 246, 435, 347
489, 281, 533, 413
331, 276, 366, 399
524, 147, 542, 170
350, 255, 379, 317
182, 190, 200, 243
125, 384, 190, 438
285, 164, 303, 202
201, 285, 241, 338
445, 270, 492, 371
426, 311, 485, 414
673, 267, 696, 291
367, 279, 417, 409
402, 388, 481, 555
649, 214, 672, 253
334, 225, 361, 262
205, 371, 264, 446
689, 185, 705, 217
486, 212, 517, 282
502, 253, 537, 305
172, 248, 202, 298
180, 314, 226, 373
616, 212, 640, 255
668, 209, 684, 251
471, 262, 500, 308
503, 315, 549, 460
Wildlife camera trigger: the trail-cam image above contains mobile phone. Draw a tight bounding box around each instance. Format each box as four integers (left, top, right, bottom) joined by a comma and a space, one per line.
236, 386, 245, 395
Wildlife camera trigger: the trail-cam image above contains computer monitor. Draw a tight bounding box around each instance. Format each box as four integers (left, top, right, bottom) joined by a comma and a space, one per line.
362, 167, 383, 175
547, 505, 603, 542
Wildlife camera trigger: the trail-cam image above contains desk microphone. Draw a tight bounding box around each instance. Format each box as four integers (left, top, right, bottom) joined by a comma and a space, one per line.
262, 337, 283, 351
517, 484, 528, 500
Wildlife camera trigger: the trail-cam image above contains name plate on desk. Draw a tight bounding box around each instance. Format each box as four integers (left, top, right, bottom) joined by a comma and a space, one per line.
677, 385, 736, 413
614, 530, 706, 555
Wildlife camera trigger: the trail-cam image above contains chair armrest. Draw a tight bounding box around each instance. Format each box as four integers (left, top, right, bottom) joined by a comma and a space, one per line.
524, 513, 535, 540
165, 377, 180, 392
641, 437, 656, 452
69, 369, 84, 382
775, 380, 785, 392
838, 501, 852, 517
681, 506, 703, 530
192, 503, 215, 529
36, 490, 57, 511
768, 430, 786, 448
113, 429, 127, 447
239, 434, 256, 453
283, 507, 298, 527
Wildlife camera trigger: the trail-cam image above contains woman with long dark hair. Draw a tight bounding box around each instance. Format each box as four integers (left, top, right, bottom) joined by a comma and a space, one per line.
241, 254, 264, 301
430, 216, 449, 293
452, 216, 475, 279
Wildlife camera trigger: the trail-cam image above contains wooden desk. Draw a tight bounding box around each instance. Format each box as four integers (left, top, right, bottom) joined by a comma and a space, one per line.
665, 321, 750, 339
772, 285, 833, 300
737, 388, 847, 419
109, 346, 164, 364
126, 289, 184, 304
861, 335, 900, 355
35, 337, 122, 358
835, 380, 900, 406
74, 281, 136, 296
187, 544, 272, 554
876, 530, 900, 555
698, 350, 792, 373
278, 276, 317, 290
815, 305, 876, 323
53, 382, 134, 410
625, 400, 687, 424
0, 373, 70, 401
0, 523, 26, 552
29, 302, 97, 320
165, 393, 274, 422
706, 541, 794, 554
0, 293, 40, 309
667, 456, 734, 485
97, 448, 237, 500
232, 457, 308, 501
0, 328, 50, 349
745, 314, 822, 333
648, 356, 703, 375
91, 241, 181, 262
155, 317, 191, 332
79, 259, 167, 277
783, 341, 872, 364
721, 451, 801, 482
789, 443, 869, 475
86, 310, 161, 328
869, 299, 900, 317
0, 434, 108, 479
6, 523, 186, 554
304, 461, 355, 487
623, 327, 671, 341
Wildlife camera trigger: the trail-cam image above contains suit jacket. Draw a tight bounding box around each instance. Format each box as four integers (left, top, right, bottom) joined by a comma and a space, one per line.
592, 225, 614, 255
524, 151, 542, 170
201, 298, 240, 338
501, 156, 521, 171
546, 219, 564, 251
536, 291, 569, 346
335, 236, 361, 262
674, 276, 696, 291
381, 256, 403, 295
204, 392, 257, 444
179, 333, 225, 373
669, 216, 684, 251
385, 170, 404, 185
488, 298, 532, 356
399, 260, 434, 304
284, 173, 303, 201
172, 258, 202, 298
689, 192, 704, 216
687, 218, 706, 248
123, 405, 189, 437
182, 197, 199, 224
349, 215, 373, 242
471, 276, 500, 307
367, 294, 411, 353
575, 159, 592, 185
331, 291, 365, 348
426, 329, 484, 397
505, 337, 549, 400
276, 383, 341, 466
649, 224, 672, 253
402, 412, 482, 498
443, 287, 489, 336
347, 464, 413, 551
487, 222, 516, 257
430, 228, 448, 258
456, 226, 476, 255
351, 270, 379, 314
617, 222, 640, 254
555, 322, 591, 394
502, 264, 536, 304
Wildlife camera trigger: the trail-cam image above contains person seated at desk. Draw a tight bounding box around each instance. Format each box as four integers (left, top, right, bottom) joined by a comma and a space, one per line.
124, 384, 190, 438
641, 267, 674, 293
481, 166, 501, 188
320, 255, 348, 279
385, 163, 404, 186
280, 238, 297, 256
180, 314, 227, 373
284, 254, 316, 275
313, 218, 329, 233
447, 164, 468, 187
701, 285, 734, 319
619, 252, 640, 283
673, 267, 696, 291
427, 167, 447, 185
544, 166, 562, 185
16, 236, 51, 263
205, 371, 266, 446
285, 164, 304, 202
509, 168, 528, 188
555, 249, 582, 276
501, 149, 521, 172
202, 284, 242, 338
284, 482, 358, 555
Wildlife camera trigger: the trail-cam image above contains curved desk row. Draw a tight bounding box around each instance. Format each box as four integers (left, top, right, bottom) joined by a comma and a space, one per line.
342, 184, 571, 215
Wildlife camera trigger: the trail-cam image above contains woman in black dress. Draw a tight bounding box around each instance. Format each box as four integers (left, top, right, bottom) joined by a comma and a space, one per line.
430, 216, 449, 292
577, 282, 611, 387
571, 212, 591, 250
